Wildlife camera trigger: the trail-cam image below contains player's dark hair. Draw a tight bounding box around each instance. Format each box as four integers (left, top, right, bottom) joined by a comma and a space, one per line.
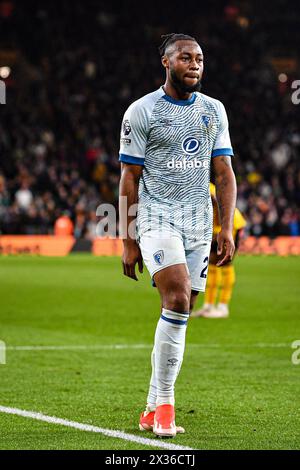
158, 33, 198, 57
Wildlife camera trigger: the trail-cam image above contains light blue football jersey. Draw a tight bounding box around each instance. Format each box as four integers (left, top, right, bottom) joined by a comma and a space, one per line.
119, 87, 233, 241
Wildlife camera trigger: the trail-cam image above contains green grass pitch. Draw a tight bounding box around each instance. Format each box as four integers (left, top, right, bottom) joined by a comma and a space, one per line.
0, 254, 299, 450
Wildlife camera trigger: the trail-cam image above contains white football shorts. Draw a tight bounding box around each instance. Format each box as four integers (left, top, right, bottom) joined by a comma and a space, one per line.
138, 229, 211, 292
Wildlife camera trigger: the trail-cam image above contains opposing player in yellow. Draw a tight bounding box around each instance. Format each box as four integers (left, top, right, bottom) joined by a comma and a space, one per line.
192, 183, 246, 318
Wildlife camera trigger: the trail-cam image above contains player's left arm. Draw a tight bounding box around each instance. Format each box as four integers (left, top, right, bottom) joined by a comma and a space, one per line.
212, 155, 237, 266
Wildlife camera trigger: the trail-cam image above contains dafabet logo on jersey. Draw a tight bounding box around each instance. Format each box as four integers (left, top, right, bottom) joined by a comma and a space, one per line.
167, 136, 209, 170
182, 137, 201, 155
167, 158, 209, 170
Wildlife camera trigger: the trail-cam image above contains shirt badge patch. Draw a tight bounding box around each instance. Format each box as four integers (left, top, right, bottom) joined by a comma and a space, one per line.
122, 119, 131, 136
201, 115, 213, 128
153, 250, 164, 265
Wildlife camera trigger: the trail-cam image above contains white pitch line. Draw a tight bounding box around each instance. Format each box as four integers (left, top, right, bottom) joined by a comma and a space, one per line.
3, 343, 291, 351
0, 406, 193, 451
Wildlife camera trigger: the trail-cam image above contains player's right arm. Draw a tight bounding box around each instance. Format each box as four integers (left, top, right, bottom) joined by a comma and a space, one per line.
119, 163, 143, 281
118, 99, 149, 281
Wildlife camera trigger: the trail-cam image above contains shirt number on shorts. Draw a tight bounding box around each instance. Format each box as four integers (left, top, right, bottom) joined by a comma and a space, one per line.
200, 256, 209, 278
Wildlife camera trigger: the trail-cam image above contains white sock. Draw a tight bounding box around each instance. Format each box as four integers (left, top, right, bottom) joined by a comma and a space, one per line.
217, 303, 228, 313
203, 303, 213, 309
153, 308, 189, 407
146, 348, 157, 411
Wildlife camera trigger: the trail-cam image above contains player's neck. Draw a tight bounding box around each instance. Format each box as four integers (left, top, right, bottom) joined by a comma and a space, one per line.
162, 83, 193, 102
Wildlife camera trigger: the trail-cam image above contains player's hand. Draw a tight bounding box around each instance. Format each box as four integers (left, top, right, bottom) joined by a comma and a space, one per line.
216, 230, 235, 266
122, 241, 143, 281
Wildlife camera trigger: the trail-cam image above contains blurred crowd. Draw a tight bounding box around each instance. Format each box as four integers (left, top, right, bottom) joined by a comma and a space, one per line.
0, 0, 299, 238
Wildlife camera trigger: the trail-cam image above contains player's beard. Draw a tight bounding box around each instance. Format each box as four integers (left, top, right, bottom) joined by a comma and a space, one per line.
170, 69, 202, 94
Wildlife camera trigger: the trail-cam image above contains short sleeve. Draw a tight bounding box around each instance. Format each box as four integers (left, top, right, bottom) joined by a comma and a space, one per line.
119, 102, 148, 166
212, 101, 234, 158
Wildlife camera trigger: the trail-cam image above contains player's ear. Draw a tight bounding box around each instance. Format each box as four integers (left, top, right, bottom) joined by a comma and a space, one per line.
161, 55, 169, 69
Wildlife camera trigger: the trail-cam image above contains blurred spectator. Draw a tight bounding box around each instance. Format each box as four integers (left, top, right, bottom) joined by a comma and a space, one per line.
54, 214, 74, 236
73, 203, 87, 239
15, 182, 33, 210
86, 211, 98, 240
0, 175, 10, 214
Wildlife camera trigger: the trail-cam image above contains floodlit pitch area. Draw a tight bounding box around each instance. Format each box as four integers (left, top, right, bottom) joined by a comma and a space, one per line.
0, 255, 299, 450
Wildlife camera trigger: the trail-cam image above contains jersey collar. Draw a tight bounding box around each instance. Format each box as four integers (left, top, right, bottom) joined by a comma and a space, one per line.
162, 88, 196, 106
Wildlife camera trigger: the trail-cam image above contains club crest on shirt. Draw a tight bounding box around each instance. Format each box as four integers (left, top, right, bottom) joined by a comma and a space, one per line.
201, 114, 213, 129
153, 250, 164, 265
122, 119, 131, 136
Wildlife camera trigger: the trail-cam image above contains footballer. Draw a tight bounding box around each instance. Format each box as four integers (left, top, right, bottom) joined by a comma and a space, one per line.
119, 33, 237, 437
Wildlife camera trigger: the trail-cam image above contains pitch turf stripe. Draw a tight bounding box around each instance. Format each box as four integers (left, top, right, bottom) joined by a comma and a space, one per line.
5, 343, 291, 351
0, 406, 193, 451
6, 344, 152, 351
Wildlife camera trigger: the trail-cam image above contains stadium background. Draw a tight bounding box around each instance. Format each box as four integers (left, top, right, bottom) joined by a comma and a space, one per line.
0, 0, 300, 452
0, 0, 299, 245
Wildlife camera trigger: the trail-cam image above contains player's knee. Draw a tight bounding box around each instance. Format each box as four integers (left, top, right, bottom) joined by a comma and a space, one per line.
167, 292, 190, 312
164, 279, 191, 312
